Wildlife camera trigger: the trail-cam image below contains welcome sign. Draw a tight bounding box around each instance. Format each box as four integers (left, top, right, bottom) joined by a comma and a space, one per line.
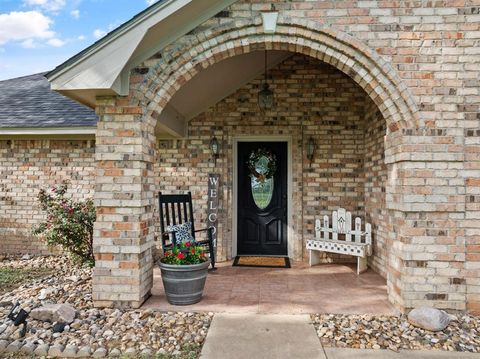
207, 173, 220, 246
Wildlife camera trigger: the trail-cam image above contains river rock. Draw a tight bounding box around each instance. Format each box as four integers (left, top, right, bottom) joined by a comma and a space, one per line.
62, 344, 77, 357
6, 340, 22, 352
31, 304, 77, 324
93, 347, 107, 358
53, 322, 66, 333
141, 348, 153, 357
38, 287, 55, 300
33, 343, 49, 356
48, 344, 64, 357
109, 348, 121, 357
125, 347, 137, 356
407, 306, 450, 332
20, 342, 36, 355
0, 339, 8, 353
77, 345, 92, 357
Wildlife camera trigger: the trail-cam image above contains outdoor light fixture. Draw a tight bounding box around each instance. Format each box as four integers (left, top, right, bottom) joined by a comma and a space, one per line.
7, 302, 29, 337
306, 136, 316, 168
209, 136, 219, 165
258, 50, 274, 111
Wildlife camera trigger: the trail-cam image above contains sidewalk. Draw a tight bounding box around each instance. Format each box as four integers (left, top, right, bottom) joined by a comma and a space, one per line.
200, 313, 480, 359
324, 348, 480, 359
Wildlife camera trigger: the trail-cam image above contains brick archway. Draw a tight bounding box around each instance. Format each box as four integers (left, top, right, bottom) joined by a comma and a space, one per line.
92, 15, 423, 311
138, 15, 420, 135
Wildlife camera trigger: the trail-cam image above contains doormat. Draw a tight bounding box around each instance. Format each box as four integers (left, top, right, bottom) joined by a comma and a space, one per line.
233, 256, 291, 268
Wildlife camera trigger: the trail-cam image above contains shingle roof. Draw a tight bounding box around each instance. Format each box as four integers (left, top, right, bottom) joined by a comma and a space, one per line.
0, 73, 97, 128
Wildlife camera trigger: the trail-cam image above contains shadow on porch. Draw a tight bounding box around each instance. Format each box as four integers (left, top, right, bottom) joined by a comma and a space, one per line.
142, 262, 394, 315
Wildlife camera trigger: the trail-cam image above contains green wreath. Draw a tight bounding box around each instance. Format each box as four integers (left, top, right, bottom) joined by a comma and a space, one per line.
246, 148, 277, 183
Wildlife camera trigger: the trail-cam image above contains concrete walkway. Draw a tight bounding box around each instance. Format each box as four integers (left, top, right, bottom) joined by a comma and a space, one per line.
200, 313, 326, 359
200, 313, 480, 359
324, 348, 480, 358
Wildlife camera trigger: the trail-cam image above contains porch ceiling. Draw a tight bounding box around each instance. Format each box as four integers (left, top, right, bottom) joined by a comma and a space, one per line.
156, 50, 292, 137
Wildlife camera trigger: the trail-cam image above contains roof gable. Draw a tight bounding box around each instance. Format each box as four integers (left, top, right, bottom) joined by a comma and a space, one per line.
46, 0, 236, 107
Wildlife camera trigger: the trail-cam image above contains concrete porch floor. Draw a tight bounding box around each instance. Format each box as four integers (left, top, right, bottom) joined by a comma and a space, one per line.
143, 261, 395, 315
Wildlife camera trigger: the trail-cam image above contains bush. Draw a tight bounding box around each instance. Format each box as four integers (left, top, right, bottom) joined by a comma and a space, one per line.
33, 183, 96, 267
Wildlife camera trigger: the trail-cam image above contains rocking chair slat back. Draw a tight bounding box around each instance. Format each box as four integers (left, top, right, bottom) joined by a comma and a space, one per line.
158, 192, 196, 236
158, 191, 216, 269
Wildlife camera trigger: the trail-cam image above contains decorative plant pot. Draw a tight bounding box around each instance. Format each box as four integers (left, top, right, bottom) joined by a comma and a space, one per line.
158, 259, 210, 305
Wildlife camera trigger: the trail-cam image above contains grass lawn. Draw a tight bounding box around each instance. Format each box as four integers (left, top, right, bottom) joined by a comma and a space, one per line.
0, 267, 53, 295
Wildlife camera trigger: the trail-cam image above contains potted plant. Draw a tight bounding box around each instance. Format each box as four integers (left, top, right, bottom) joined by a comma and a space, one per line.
158, 241, 210, 305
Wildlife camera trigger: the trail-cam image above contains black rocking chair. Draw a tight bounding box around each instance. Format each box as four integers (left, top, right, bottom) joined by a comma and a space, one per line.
158, 192, 215, 269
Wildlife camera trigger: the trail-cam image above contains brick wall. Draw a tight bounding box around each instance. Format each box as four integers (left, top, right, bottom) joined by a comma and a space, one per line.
155, 54, 387, 266
364, 101, 388, 277
89, 0, 480, 311
0, 139, 95, 255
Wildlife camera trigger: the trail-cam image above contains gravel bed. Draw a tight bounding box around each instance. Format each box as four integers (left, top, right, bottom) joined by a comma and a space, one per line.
311, 313, 480, 353
0, 256, 212, 358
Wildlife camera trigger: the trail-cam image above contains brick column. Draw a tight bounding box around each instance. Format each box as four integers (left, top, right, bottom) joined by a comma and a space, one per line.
92, 97, 156, 308
465, 128, 480, 314
385, 130, 467, 312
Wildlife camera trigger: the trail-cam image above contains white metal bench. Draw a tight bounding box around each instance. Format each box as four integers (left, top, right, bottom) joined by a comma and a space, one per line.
306, 208, 372, 275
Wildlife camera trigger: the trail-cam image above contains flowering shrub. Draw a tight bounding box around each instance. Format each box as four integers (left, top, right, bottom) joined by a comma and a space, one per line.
33, 183, 96, 267
161, 241, 208, 265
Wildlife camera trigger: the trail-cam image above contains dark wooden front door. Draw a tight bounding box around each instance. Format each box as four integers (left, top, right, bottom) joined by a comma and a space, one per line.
237, 142, 288, 256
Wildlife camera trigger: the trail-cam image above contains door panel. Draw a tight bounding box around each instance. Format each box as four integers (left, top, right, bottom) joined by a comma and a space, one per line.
237, 141, 288, 256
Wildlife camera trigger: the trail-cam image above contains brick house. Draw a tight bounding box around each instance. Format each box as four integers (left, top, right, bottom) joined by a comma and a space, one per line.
0, 1, 479, 314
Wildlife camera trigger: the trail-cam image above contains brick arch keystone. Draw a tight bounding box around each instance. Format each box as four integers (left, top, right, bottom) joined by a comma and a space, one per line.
136, 15, 421, 134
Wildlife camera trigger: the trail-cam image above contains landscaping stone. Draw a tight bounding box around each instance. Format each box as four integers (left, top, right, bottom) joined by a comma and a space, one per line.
0, 339, 8, 353
124, 347, 137, 357
407, 306, 450, 332
141, 348, 153, 357
62, 344, 78, 357
93, 347, 108, 358
33, 343, 49, 356
76, 345, 92, 357
31, 303, 77, 324
38, 287, 55, 300
33, 344, 50, 357
311, 314, 480, 352
5, 340, 22, 352
109, 348, 121, 357
1, 256, 213, 357
20, 342, 36, 355
53, 322, 66, 333
48, 343, 64, 357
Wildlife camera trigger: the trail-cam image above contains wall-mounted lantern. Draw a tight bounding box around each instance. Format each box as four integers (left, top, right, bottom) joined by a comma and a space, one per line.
306, 136, 316, 168
209, 136, 219, 165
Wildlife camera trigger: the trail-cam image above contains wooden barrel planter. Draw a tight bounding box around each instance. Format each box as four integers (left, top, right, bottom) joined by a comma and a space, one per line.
158, 259, 210, 305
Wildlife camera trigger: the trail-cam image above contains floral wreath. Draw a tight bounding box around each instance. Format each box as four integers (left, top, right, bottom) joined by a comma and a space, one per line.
246, 148, 277, 183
